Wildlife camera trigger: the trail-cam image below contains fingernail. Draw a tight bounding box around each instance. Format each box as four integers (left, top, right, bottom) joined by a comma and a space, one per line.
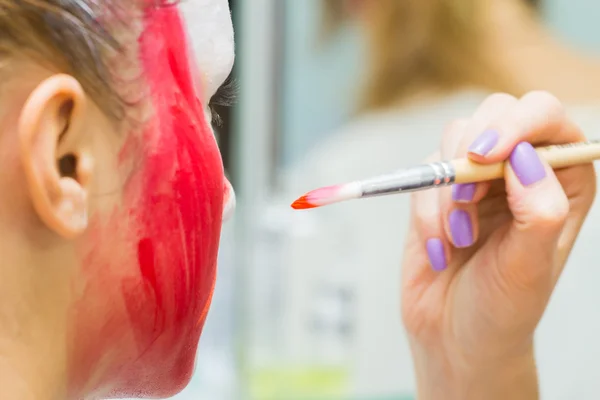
426, 238, 447, 271
452, 183, 476, 202
509, 142, 546, 186
449, 210, 474, 248
468, 129, 499, 156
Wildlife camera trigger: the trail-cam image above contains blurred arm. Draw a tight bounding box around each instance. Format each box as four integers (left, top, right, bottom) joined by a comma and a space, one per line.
412, 344, 539, 400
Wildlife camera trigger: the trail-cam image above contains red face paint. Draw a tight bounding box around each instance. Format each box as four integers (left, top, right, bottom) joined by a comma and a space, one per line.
68, 5, 224, 398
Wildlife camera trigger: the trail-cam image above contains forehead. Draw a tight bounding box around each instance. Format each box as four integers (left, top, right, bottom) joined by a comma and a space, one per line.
180, 0, 235, 96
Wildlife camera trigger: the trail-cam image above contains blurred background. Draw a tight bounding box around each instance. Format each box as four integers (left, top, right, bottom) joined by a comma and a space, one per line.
173, 1, 600, 399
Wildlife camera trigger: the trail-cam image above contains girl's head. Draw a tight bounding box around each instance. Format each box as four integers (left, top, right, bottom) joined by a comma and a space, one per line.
323, 0, 543, 111
0, 1, 234, 398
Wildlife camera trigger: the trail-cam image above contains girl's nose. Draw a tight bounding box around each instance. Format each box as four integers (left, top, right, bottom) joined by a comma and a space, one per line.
222, 177, 236, 222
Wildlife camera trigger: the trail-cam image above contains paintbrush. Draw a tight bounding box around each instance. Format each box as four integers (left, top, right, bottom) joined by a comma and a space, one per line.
291, 139, 600, 210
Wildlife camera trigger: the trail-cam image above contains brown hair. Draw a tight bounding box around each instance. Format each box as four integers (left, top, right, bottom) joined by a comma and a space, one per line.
323, 0, 543, 111
0, 1, 166, 119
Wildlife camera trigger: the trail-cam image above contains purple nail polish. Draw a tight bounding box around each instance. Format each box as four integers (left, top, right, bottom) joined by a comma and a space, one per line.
449, 210, 474, 248
469, 129, 499, 156
509, 142, 546, 186
426, 238, 447, 271
452, 183, 476, 202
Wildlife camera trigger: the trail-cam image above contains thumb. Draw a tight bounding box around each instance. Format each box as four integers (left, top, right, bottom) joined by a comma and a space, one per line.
500, 142, 569, 286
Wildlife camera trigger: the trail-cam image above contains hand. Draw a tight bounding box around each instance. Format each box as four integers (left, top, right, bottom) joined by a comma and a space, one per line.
401, 92, 597, 399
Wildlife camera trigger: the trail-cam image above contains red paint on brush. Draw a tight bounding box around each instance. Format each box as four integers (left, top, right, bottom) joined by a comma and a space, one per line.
291, 185, 342, 209
291, 195, 318, 210
69, 5, 224, 399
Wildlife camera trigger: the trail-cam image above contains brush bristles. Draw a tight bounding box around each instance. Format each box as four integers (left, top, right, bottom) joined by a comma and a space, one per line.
290, 183, 362, 210
290, 195, 319, 210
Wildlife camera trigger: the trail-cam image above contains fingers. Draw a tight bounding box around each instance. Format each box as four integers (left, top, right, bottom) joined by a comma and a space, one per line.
466, 93, 520, 136
499, 143, 569, 285
441, 94, 517, 205
437, 94, 517, 250
506, 143, 568, 234
410, 152, 451, 272
427, 91, 583, 279
464, 91, 585, 164
551, 164, 596, 279
447, 93, 518, 158
452, 182, 490, 204
439, 119, 480, 249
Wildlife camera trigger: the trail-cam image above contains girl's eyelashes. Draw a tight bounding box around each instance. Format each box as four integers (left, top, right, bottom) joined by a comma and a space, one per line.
208, 73, 239, 127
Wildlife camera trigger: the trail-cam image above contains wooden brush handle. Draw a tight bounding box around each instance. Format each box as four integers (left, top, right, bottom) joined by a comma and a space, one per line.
451, 140, 600, 184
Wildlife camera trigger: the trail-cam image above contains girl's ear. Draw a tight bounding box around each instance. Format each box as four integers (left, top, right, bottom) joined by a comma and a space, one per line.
18, 74, 93, 238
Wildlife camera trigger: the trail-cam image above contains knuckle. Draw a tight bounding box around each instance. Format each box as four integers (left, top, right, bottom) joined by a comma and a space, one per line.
443, 118, 469, 137
585, 169, 598, 206
483, 92, 518, 106
521, 90, 566, 120
412, 197, 440, 232
442, 119, 469, 156
529, 194, 570, 230
415, 205, 438, 228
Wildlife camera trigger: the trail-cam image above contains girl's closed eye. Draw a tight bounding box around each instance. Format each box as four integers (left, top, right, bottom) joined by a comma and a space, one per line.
208, 72, 239, 128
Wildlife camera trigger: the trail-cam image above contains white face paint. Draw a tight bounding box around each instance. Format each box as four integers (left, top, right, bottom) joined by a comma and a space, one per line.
180, 0, 236, 222
180, 0, 235, 103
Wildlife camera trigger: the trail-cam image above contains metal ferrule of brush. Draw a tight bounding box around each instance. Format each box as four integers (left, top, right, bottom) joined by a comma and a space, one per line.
360, 161, 456, 198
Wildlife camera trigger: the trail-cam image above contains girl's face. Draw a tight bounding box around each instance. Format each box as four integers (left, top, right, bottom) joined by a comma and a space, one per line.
67, 2, 236, 398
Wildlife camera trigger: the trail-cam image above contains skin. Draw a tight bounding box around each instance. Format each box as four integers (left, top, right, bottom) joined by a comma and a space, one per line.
342, 1, 600, 396
387, 1, 599, 396
0, 1, 592, 399
0, 1, 235, 399
401, 92, 596, 399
